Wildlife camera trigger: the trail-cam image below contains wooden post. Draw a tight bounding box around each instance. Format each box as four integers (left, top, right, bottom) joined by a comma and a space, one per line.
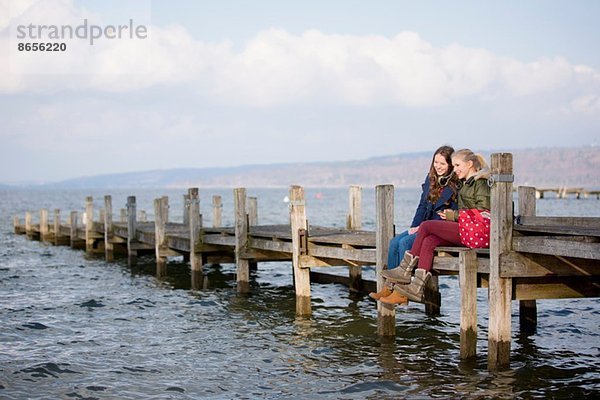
347, 185, 362, 292
120, 208, 126, 223
154, 197, 168, 276
40, 208, 49, 242
104, 195, 114, 262
247, 197, 258, 227
25, 212, 32, 239
488, 153, 514, 370
53, 209, 61, 245
126, 196, 137, 265
376, 185, 395, 336
70, 211, 78, 248
189, 188, 204, 289
518, 186, 537, 334
99, 209, 105, 228
85, 196, 94, 254
247, 196, 258, 271
290, 185, 311, 316
234, 188, 250, 293
183, 193, 191, 227
212, 195, 222, 227
424, 276, 441, 316
139, 210, 147, 223
13, 216, 20, 234
460, 249, 478, 359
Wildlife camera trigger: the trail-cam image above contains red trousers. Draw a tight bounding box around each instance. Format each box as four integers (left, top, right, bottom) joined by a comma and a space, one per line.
410, 220, 461, 272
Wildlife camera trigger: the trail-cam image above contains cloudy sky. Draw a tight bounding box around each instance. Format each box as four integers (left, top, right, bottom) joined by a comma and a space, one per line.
1, 0, 599, 183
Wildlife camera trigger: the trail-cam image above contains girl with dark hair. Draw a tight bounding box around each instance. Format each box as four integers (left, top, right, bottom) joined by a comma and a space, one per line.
369, 145, 459, 301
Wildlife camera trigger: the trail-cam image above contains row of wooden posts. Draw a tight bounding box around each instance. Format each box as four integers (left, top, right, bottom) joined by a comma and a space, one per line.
14, 153, 600, 371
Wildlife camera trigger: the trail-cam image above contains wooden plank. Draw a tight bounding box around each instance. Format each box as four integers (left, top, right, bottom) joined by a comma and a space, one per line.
514, 224, 600, 237
212, 195, 222, 228
248, 237, 293, 254
513, 277, 600, 300
203, 234, 236, 247
501, 250, 600, 277
516, 215, 600, 229
512, 236, 600, 260
306, 242, 376, 264
432, 254, 490, 274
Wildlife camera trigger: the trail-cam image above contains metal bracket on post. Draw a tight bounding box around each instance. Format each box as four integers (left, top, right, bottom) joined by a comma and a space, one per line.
488, 174, 514, 187
298, 228, 308, 255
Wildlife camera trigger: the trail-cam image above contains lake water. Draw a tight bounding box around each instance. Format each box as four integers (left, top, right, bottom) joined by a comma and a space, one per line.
1, 187, 599, 399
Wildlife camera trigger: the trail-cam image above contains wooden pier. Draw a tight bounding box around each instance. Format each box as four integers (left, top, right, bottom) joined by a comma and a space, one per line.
12, 153, 600, 370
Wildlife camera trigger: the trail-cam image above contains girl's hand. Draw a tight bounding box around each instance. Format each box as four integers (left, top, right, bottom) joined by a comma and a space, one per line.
437, 210, 448, 220
481, 211, 491, 219
408, 227, 419, 235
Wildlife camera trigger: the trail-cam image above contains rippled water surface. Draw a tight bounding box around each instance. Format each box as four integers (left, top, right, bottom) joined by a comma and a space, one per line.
1, 188, 599, 399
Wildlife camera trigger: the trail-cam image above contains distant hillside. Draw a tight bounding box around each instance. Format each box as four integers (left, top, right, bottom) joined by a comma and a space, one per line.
38, 146, 600, 189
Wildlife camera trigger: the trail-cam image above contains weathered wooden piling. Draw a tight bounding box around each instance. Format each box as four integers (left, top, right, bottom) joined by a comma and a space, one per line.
517, 186, 537, 334
376, 185, 395, 336
459, 249, 478, 359
53, 209, 61, 245
154, 196, 169, 276
40, 208, 49, 243
248, 197, 258, 227
85, 196, 94, 254
488, 153, 513, 370
13, 216, 20, 234
347, 185, 362, 292
234, 188, 250, 293
126, 196, 137, 264
104, 195, 114, 262
120, 208, 127, 223
212, 195, 222, 228
189, 188, 204, 288
70, 211, 78, 248
25, 212, 32, 239
290, 185, 311, 316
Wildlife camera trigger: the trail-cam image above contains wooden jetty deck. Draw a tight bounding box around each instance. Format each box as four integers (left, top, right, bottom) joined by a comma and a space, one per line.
13, 153, 600, 370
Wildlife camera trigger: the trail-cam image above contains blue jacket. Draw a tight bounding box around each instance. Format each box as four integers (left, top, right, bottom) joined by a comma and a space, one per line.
410, 175, 458, 227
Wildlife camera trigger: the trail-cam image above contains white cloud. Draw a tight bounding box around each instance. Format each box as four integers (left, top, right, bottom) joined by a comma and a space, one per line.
1, 0, 599, 114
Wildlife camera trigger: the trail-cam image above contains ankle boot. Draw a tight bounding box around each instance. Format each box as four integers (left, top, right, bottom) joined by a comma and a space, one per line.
368, 285, 393, 300
379, 289, 409, 305
393, 268, 432, 303
380, 251, 419, 284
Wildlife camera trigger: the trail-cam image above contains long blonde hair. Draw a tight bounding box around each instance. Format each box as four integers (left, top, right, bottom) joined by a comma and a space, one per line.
453, 149, 489, 177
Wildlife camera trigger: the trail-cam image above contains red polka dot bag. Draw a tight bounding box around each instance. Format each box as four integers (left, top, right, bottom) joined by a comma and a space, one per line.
458, 209, 491, 249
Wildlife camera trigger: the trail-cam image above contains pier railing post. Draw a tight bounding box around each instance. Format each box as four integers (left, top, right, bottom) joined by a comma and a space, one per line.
126, 196, 137, 265
70, 211, 78, 248
13, 216, 20, 234
25, 212, 32, 239
234, 188, 250, 293
85, 196, 94, 254
488, 153, 514, 370
154, 196, 168, 276
460, 249, 478, 359
290, 185, 311, 316
40, 208, 49, 243
212, 195, 222, 228
120, 208, 127, 223
53, 209, 61, 245
347, 185, 363, 292
189, 188, 204, 289
104, 195, 114, 262
376, 184, 396, 336
247, 196, 258, 271
183, 193, 191, 227
518, 186, 537, 334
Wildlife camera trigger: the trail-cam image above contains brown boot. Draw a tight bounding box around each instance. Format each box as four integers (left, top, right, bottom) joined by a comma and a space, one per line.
369, 285, 393, 300
392, 268, 432, 303
379, 289, 409, 305
380, 251, 419, 283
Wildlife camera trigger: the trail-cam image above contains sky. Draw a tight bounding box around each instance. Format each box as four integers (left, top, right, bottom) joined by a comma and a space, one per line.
0, 0, 599, 183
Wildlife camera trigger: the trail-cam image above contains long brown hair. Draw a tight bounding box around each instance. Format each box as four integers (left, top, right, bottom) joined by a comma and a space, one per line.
428, 145, 458, 203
